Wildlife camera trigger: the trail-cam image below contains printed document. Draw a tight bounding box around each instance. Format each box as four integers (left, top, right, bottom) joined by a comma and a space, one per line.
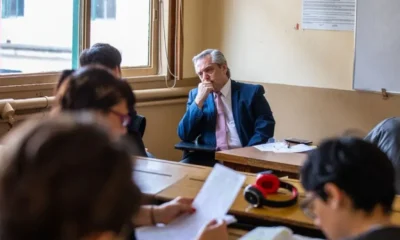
135, 164, 246, 240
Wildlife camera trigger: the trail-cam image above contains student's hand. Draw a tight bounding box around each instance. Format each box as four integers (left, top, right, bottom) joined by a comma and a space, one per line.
195, 81, 214, 108
196, 219, 229, 240
153, 197, 196, 224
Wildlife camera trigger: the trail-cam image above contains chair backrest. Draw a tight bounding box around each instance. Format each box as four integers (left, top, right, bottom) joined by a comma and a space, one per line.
130, 114, 146, 138
124, 113, 147, 157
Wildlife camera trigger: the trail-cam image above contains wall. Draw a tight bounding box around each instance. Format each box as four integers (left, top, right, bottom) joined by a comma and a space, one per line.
203, 0, 354, 90
137, 100, 186, 160
197, 0, 400, 142
182, 0, 204, 78
264, 83, 400, 144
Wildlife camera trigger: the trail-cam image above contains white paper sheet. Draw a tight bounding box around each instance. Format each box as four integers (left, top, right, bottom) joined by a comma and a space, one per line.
253, 142, 316, 153
302, 0, 355, 31
239, 226, 324, 240
135, 164, 246, 240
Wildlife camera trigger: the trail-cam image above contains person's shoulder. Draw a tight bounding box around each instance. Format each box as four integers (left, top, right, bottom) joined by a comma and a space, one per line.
232, 80, 264, 93
379, 117, 400, 131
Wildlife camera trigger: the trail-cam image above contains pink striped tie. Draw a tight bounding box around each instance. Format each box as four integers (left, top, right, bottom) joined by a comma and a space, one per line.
215, 92, 228, 150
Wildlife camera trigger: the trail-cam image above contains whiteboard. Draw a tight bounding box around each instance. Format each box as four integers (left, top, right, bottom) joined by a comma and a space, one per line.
353, 0, 400, 93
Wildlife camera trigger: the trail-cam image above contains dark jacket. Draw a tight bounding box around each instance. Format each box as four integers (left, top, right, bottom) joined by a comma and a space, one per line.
365, 117, 400, 194
178, 80, 275, 147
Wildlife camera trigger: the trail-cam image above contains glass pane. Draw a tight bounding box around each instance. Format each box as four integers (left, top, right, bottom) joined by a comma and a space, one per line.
90, 0, 151, 67
0, 0, 74, 74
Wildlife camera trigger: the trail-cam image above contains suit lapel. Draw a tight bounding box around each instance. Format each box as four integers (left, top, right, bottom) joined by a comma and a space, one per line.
207, 93, 216, 122
231, 80, 244, 145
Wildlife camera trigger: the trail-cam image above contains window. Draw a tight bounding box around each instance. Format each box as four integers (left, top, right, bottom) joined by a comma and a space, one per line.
0, 0, 159, 86
90, 0, 151, 69
1, 0, 24, 18
0, 0, 73, 74
91, 0, 116, 20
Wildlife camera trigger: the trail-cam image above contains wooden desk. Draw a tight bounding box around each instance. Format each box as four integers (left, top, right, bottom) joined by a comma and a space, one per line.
157, 174, 315, 229
133, 157, 211, 195
133, 157, 400, 235
215, 147, 307, 176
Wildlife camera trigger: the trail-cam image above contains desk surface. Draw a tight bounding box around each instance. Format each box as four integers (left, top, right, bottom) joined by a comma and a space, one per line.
134, 157, 400, 230
215, 147, 307, 174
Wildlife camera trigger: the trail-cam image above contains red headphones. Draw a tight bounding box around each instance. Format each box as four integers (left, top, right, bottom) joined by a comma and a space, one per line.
244, 172, 298, 208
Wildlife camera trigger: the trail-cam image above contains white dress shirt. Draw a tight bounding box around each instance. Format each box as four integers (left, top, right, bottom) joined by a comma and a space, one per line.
214, 79, 242, 149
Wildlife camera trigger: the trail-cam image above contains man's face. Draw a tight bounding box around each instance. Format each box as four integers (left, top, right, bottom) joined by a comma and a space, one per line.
194, 55, 228, 92
302, 185, 352, 240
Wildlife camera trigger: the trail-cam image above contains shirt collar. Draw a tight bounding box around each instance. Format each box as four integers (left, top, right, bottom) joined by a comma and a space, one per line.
219, 79, 231, 97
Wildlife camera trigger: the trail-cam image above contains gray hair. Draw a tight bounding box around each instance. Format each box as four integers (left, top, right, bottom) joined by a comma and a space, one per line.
192, 49, 231, 78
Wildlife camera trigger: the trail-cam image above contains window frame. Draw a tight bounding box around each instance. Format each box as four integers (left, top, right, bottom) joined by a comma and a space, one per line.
0, 0, 160, 88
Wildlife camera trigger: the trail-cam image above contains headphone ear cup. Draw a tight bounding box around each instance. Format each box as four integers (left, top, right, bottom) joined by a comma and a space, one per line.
255, 174, 280, 194
244, 185, 264, 208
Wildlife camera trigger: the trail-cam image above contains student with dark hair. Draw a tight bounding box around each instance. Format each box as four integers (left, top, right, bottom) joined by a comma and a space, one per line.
78, 43, 153, 157
53, 65, 143, 155
79, 43, 122, 77
0, 113, 141, 239
0, 113, 228, 240
59, 65, 137, 140
300, 137, 400, 240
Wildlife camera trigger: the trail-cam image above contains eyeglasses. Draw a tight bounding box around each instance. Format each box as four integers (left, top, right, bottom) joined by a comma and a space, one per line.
109, 109, 131, 127
300, 194, 318, 219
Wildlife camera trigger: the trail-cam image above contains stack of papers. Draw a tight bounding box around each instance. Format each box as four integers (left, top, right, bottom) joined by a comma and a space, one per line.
254, 142, 316, 153
135, 164, 246, 240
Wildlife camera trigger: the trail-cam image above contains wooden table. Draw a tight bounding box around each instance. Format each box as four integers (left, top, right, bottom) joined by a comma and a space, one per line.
133, 157, 210, 195
133, 157, 400, 237
215, 147, 307, 177
133, 158, 319, 234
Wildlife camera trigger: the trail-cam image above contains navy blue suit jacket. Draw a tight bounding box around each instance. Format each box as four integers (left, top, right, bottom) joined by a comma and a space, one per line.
178, 80, 275, 148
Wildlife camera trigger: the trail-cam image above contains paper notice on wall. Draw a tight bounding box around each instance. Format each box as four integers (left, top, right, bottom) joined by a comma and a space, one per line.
302, 0, 355, 31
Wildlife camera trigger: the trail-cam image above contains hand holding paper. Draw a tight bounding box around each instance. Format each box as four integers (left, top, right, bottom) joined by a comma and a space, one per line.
135, 164, 246, 240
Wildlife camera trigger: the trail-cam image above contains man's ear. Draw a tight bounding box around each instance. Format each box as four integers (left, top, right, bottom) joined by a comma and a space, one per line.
220, 64, 228, 73
324, 183, 343, 210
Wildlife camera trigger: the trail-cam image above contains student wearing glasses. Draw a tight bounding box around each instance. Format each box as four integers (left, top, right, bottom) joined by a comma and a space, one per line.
300, 137, 400, 240
62, 43, 153, 157
55, 65, 136, 139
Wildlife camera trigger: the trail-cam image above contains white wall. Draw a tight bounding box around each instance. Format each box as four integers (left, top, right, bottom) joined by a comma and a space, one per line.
202, 0, 355, 90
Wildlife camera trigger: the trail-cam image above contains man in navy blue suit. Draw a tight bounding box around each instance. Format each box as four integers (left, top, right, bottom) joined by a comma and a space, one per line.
178, 49, 275, 166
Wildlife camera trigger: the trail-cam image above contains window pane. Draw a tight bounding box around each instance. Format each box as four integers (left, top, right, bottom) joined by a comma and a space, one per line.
0, 0, 74, 74
94, 0, 104, 19
90, 0, 151, 67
